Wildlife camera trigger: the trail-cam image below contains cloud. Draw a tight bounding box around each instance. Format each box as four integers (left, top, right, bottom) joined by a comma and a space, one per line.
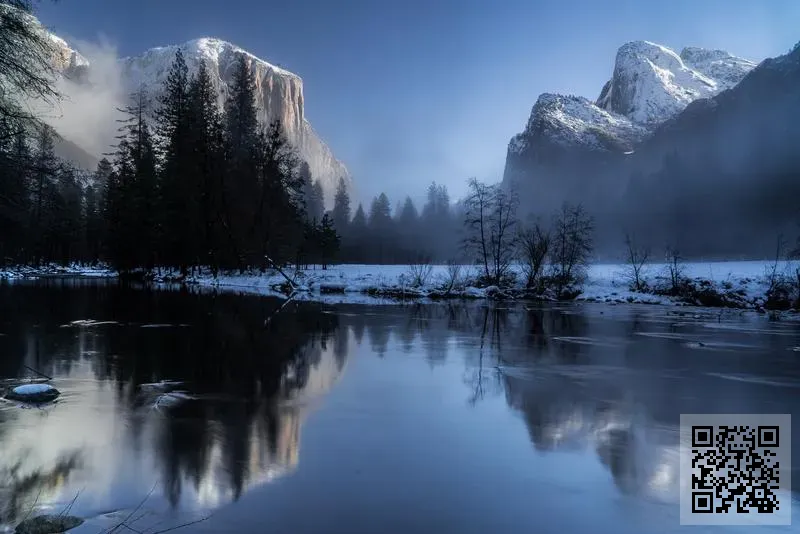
40, 36, 126, 158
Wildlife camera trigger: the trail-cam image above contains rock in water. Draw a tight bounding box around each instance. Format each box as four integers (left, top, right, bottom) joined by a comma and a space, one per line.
15, 514, 83, 533
5, 383, 61, 403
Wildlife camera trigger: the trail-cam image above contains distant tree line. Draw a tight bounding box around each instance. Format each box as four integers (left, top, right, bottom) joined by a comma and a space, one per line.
328, 180, 460, 264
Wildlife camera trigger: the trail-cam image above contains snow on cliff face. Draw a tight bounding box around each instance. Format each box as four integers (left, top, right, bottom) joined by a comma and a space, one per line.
47, 33, 350, 207
121, 37, 351, 206
507, 41, 755, 164
47, 33, 90, 75
511, 93, 648, 153
596, 41, 755, 125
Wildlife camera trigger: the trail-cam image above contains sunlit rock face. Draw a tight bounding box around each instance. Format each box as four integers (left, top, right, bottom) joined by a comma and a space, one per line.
46, 31, 352, 208
120, 37, 351, 207
597, 41, 754, 125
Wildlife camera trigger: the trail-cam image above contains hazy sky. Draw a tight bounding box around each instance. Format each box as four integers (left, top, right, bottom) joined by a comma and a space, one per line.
36, 0, 800, 206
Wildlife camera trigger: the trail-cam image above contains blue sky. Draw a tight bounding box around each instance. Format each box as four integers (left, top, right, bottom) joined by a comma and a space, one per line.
37, 0, 800, 206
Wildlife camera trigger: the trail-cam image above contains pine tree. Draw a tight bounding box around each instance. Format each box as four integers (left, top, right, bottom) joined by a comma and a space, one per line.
300, 162, 324, 223
156, 48, 196, 271
0, 127, 31, 263
85, 158, 111, 264
397, 196, 420, 261
107, 88, 159, 271
222, 53, 260, 269
30, 124, 59, 265
318, 213, 339, 269
331, 176, 351, 235
53, 166, 83, 264
347, 203, 367, 262
369, 192, 393, 263
224, 53, 259, 159
187, 60, 225, 272
369, 193, 392, 231
252, 120, 303, 266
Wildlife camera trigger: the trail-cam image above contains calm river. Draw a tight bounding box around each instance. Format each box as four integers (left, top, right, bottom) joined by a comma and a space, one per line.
1, 278, 799, 533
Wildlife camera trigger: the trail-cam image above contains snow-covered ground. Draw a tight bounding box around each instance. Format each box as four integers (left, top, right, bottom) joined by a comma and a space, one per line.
1, 260, 797, 310
0, 263, 116, 280
180, 260, 798, 309
579, 261, 786, 306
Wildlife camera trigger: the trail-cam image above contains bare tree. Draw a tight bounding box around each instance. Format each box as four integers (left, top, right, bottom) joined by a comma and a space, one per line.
549, 203, 593, 290
664, 245, 684, 295
462, 178, 518, 285
624, 232, 650, 291
517, 217, 550, 289
462, 178, 492, 280
0, 1, 62, 138
405, 252, 433, 288
792, 233, 800, 307
764, 233, 787, 296
439, 259, 463, 293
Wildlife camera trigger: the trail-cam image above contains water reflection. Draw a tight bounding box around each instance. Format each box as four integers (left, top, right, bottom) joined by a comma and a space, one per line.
333, 302, 800, 506
0, 280, 343, 527
0, 283, 798, 533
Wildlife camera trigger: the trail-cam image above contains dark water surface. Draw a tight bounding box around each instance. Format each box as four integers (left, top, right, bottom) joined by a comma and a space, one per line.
1, 279, 799, 533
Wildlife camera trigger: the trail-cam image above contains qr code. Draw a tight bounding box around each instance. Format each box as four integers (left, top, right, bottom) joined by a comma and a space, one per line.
680, 414, 791, 526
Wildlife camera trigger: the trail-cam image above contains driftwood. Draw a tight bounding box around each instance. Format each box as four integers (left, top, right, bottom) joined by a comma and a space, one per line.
264, 255, 297, 293
263, 256, 300, 327
23, 364, 52, 381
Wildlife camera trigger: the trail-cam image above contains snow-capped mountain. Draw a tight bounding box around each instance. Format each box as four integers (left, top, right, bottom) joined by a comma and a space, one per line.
48, 33, 350, 207
508, 93, 648, 156
504, 41, 756, 186
596, 41, 755, 125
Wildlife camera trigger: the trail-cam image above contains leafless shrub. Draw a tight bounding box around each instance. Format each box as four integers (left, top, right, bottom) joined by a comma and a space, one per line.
405, 253, 434, 288
764, 234, 786, 294
517, 218, 550, 290
439, 259, 464, 293
548, 203, 593, 291
624, 232, 650, 292
762, 234, 800, 310
664, 245, 685, 295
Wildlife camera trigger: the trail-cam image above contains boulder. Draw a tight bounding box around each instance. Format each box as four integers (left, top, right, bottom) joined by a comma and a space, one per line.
5, 383, 61, 403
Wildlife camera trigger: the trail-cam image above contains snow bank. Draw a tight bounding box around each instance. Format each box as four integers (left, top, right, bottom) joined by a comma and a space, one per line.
179, 260, 797, 310
0, 260, 795, 311
0, 263, 116, 280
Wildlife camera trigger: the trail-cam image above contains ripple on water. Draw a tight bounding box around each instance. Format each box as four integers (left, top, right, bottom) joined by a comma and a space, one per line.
683, 341, 765, 352
706, 372, 800, 388
552, 336, 629, 348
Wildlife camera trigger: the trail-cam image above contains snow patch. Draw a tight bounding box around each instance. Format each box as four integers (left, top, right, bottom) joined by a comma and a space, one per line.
11, 384, 55, 395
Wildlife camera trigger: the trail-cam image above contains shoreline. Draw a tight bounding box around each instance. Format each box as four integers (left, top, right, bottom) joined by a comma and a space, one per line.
2, 261, 798, 314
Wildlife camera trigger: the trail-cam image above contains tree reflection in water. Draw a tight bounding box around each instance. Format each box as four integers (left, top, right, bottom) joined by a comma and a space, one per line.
0, 280, 346, 525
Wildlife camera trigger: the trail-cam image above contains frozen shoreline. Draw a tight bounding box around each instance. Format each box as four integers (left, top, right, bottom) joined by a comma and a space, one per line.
178, 260, 796, 310
1, 261, 798, 311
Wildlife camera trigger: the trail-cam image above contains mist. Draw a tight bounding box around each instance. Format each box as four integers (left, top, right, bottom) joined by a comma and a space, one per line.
41, 37, 126, 160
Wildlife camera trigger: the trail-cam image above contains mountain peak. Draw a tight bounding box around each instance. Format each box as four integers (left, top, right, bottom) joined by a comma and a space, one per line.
510, 93, 647, 155
182, 37, 302, 81
596, 41, 754, 124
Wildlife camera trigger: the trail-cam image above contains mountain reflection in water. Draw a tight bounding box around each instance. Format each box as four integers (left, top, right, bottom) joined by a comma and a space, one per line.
0, 280, 798, 534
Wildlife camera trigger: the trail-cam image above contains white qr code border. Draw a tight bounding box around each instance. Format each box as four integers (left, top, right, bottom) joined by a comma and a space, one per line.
680, 414, 791, 526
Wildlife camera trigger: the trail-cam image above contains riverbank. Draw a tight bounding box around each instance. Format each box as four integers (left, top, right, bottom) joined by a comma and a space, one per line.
2, 261, 798, 312
175, 260, 797, 311
0, 263, 116, 280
